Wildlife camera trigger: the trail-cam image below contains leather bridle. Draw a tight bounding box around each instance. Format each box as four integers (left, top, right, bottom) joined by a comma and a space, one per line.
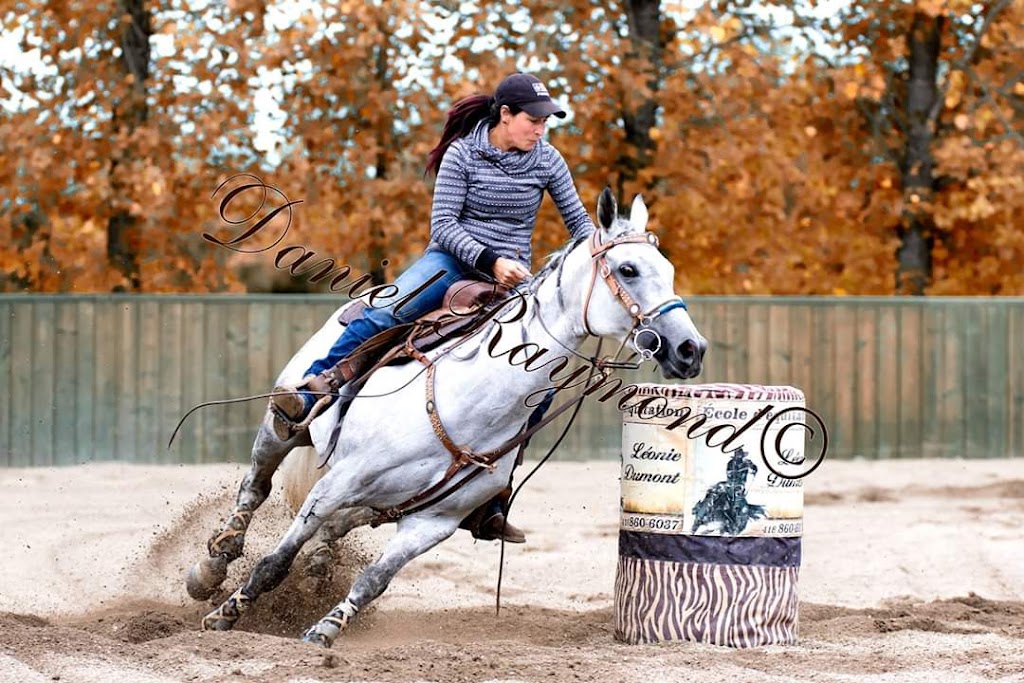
582, 229, 688, 362
368, 229, 690, 527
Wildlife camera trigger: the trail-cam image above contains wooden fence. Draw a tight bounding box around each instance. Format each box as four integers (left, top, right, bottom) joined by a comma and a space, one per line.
1, 294, 1021, 466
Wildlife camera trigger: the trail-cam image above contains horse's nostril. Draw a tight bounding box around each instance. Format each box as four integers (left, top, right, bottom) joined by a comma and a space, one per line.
678, 340, 698, 364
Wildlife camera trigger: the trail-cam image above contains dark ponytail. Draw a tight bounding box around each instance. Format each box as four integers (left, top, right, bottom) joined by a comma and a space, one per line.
425, 94, 498, 177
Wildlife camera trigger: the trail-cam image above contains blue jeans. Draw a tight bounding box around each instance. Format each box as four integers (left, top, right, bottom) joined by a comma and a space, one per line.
307, 248, 471, 378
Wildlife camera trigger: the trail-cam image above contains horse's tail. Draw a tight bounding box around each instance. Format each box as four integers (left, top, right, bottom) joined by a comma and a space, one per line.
279, 446, 327, 514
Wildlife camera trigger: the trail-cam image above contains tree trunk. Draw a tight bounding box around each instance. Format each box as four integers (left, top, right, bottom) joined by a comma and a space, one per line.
368, 37, 391, 286
618, 0, 663, 201
896, 12, 942, 295
368, 150, 389, 287
107, 0, 152, 291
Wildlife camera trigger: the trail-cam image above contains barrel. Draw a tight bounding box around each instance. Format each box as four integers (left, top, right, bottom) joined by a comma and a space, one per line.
614, 383, 805, 647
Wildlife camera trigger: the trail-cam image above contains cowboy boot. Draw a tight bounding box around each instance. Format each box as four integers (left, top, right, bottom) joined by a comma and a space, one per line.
476, 510, 527, 544
460, 486, 526, 544
269, 363, 349, 441
268, 321, 418, 442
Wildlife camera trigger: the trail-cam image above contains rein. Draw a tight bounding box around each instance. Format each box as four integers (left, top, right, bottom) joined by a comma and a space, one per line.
368, 229, 682, 528
367, 351, 603, 527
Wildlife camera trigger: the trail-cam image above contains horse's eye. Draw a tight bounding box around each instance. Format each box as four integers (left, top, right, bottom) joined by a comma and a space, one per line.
618, 264, 639, 279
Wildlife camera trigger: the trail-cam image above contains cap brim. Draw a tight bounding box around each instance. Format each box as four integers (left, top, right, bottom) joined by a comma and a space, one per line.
521, 100, 566, 119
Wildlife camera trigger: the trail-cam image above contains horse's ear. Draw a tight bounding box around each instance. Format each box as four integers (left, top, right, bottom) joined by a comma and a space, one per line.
629, 194, 649, 232
597, 186, 617, 231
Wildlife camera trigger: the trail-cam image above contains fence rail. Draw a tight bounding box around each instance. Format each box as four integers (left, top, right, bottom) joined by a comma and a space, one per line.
1, 294, 1021, 466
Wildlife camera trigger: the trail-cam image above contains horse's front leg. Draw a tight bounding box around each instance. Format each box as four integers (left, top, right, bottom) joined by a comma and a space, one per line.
302, 514, 459, 648
186, 417, 309, 600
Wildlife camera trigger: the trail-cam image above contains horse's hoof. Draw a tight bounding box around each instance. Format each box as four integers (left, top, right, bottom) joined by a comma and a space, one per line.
201, 601, 240, 631
201, 613, 236, 632
200, 589, 248, 631
302, 626, 335, 648
186, 555, 228, 601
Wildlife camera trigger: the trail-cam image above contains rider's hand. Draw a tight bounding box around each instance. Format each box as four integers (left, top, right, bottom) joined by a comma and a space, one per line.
493, 257, 531, 288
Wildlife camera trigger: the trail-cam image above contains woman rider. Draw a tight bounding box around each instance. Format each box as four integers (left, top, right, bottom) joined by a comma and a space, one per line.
271, 72, 596, 542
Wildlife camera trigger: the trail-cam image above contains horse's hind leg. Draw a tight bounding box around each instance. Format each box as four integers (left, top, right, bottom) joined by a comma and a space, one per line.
302, 514, 458, 647
200, 469, 356, 630
186, 419, 307, 600
305, 506, 377, 580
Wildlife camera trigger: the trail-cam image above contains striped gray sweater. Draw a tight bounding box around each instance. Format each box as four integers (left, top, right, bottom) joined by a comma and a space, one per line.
428, 120, 595, 274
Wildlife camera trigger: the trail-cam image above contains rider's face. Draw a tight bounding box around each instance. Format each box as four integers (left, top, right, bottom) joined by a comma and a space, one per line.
503, 109, 548, 151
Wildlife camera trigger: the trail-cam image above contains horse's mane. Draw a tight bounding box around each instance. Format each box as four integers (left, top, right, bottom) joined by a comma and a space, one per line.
527, 235, 589, 295
527, 214, 637, 295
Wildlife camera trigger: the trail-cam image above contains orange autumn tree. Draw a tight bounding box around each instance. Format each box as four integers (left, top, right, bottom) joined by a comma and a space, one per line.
645, 2, 906, 294
801, 0, 1024, 294
1, 1, 1021, 295
238, 0, 447, 289
0, 1, 271, 291
648, 0, 1023, 294
428, 0, 898, 293
902, 0, 1024, 294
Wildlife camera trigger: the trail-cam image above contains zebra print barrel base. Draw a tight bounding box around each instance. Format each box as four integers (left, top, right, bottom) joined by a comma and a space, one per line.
614, 549, 800, 647
616, 383, 807, 647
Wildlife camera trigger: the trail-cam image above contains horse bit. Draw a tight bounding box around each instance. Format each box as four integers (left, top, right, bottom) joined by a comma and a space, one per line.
365, 227, 690, 527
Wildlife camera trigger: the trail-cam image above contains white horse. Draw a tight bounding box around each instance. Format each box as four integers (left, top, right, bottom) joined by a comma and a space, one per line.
187, 188, 707, 647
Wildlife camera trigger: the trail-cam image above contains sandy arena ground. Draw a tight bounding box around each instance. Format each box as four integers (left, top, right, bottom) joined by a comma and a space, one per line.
1, 457, 1023, 682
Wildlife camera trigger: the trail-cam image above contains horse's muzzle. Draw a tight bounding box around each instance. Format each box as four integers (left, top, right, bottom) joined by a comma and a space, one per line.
656, 336, 706, 380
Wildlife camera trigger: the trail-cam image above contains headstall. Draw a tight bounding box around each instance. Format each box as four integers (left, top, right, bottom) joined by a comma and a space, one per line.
582, 229, 688, 362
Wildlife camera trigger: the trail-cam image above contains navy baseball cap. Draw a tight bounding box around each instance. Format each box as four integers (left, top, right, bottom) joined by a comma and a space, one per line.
494, 73, 566, 119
